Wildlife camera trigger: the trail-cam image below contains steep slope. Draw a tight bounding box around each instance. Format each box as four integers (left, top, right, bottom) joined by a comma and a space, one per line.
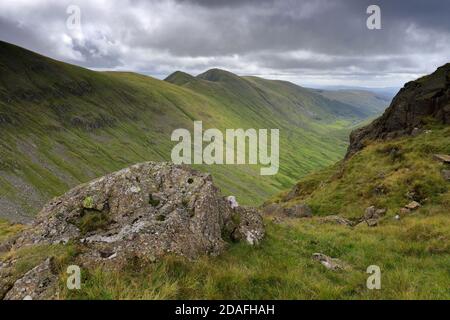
315, 89, 391, 117
347, 63, 450, 156
0, 41, 375, 221
272, 125, 450, 218
273, 62, 449, 217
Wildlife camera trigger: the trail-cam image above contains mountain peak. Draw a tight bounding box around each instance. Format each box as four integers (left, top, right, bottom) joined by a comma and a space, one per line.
164, 71, 195, 85
196, 68, 241, 82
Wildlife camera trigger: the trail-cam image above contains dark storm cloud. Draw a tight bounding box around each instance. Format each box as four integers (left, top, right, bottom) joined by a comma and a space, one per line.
175, 0, 275, 8
0, 0, 449, 87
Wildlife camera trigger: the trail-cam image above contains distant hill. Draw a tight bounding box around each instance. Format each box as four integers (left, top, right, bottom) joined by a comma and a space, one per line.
0, 40, 383, 221
314, 89, 392, 116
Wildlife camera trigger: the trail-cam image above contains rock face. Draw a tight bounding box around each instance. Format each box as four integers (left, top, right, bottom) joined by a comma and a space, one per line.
347, 63, 450, 157
2, 162, 264, 299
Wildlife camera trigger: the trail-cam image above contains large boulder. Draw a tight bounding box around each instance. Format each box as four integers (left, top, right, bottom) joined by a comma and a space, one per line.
12, 162, 264, 260
2, 162, 264, 299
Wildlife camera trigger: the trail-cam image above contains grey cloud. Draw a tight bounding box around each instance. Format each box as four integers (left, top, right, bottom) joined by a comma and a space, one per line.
0, 0, 449, 87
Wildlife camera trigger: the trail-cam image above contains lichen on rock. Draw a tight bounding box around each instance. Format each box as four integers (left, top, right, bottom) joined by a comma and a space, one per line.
2, 162, 265, 300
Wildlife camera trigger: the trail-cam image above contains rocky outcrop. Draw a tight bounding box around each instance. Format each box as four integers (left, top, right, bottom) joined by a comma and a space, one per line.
347, 63, 450, 157
2, 162, 264, 299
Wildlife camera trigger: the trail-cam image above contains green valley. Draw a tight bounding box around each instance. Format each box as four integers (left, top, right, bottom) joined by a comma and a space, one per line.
0, 41, 384, 221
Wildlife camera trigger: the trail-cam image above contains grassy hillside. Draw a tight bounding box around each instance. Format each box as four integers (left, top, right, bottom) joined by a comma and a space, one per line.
315, 89, 391, 116
0, 41, 383, 221
271, 124, 450, 219
62, 126, 447, 299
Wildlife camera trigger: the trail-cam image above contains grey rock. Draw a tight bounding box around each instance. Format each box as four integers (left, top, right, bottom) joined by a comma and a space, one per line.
320, 215, 354, 226
261, 203, 284, 216
358, 206, 387, 227
226, 196, 239, 209
411, 127, 421, 136
442, 169, 450, 181
4, 162, 265, 299
434, 154, 450, 164
4, 258, 58, 300
312, 253, 348, 271
405, 201, 421, 211
230, 207, 265, 245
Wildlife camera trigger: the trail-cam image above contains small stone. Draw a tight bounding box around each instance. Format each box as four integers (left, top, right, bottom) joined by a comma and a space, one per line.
364, 206, 386, 220
433, 154, 450, 164
271, 216, 284, 224
441, 169, 450, 181
366, 219, 378, 227
411, 127, 421, 136
107, 253, 117, 260
130, 186, 141, 193
226, 196, 239, 209
312, 253, 348, 271
405, 201, 421, 210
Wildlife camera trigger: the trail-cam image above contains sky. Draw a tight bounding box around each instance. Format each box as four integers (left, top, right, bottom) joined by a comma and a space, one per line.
0, 0, 449, 88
